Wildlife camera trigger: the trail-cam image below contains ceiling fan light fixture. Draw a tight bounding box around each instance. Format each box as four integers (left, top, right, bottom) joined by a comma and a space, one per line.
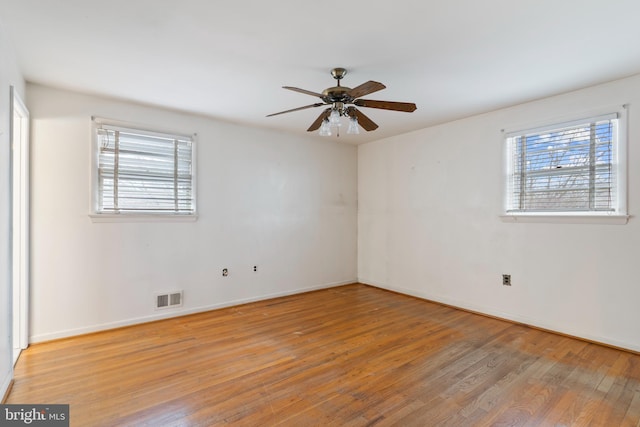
347, 116, 360, 135
267, 68, 417, 135
319, 119, 332, 136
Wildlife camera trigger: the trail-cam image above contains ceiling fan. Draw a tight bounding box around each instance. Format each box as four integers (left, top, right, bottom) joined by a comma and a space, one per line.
267, 68, 417, 136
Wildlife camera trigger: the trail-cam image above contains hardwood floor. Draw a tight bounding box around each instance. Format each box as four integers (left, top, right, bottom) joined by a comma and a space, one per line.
7, 284, 640, 426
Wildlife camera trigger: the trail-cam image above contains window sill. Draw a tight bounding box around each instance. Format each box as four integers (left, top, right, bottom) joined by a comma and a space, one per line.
89, 213, 198, 223
500, 213, 629, 225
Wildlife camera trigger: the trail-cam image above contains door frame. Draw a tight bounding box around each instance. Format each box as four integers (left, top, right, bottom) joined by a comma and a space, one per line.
10, 85, 29, 363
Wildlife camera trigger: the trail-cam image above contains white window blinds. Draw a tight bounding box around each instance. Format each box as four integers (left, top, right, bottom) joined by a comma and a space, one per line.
505, 113, 618, 213
96, 123, 195, 214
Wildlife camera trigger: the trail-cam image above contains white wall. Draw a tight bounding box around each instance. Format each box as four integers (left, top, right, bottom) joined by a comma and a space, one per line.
359, 74, 640, 352
28, 84, 357, 342
0, 21, 26, 399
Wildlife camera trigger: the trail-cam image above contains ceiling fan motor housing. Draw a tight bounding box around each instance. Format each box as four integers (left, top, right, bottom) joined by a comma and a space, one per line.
324, 68, 353, 104
322, 87, 353, 104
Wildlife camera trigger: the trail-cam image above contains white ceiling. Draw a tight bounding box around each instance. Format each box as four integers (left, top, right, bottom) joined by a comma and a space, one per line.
2, 0, 640, 144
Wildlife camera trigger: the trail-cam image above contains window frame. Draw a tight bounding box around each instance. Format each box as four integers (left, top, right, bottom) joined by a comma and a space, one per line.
501, 107, 628, 224
90, 117, 197, 222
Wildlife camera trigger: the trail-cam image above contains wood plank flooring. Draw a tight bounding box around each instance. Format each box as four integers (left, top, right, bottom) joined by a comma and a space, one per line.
7, 284, 640, 426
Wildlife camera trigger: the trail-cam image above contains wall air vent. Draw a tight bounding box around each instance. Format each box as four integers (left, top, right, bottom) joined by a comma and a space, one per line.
157, 294, 169, 308
155, 291, 183, 309
170, 292, 182, 306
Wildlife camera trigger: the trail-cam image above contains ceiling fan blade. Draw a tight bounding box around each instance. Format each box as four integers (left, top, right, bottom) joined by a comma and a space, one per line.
354, 99, 417, 113
266, 103, 326, 117
307, 108, 331, 132
283, 86, 325, 98
347, 81, 386, 99
347, 107, 378, 132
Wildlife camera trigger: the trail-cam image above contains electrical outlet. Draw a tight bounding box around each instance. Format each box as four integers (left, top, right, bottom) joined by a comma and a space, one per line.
253, 265, 258, 272
502, 274, 511, 286
222, 268, 228, 277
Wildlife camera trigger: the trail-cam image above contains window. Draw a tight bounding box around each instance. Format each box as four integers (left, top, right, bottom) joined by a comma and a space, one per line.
93, 120, 195, 216
504, 111, 626, 218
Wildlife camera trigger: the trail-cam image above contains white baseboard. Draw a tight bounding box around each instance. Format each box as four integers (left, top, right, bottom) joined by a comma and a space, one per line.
30, 279, 356, 343
1, 371, 12, 403
361, 280, 640, 354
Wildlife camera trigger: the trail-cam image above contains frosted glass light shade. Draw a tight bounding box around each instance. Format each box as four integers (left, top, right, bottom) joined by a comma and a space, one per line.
347, 116, 359, 134
319, 119, 332, 136
329, 109, 341, 126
